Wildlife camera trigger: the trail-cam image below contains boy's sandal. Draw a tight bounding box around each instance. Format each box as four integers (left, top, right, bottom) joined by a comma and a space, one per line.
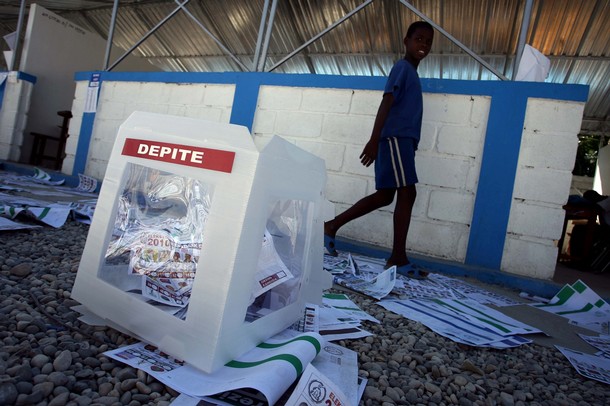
324, 234, 338, 256
396, 263, 428, 279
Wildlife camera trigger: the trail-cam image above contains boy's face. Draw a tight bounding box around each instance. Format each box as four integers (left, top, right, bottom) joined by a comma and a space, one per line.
404, 27, 434, 62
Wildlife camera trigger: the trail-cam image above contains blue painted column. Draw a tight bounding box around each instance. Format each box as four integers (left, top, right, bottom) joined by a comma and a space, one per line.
72, 73, 101, 176
73, 113, 97, 176
0, 71, 37, 111
229, 76, 262, 131
465, 91, 529, 269
0, 74, 7, 111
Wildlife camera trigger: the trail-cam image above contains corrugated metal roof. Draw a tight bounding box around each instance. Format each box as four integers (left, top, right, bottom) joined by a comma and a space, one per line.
1, 0, 608, 133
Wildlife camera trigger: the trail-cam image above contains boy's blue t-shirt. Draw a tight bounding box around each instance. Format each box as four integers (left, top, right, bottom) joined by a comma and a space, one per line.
380, 59, 423, 145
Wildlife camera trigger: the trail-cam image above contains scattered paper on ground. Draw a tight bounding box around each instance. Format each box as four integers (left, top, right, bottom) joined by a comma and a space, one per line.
578, 334, 610, 357
105, 332, 324, 405
324, 252, 520, 306
327, 253, 396, 299
0, 168, 98, 229
392, 274, 461, 301
556, 345, 610, 385
290, 304, 320, 333
378, 298, 539, 348
323, 293, 380, 324
288, 302, 373, 342
533, 280, 610, 335
170, 388, 268, 405
429, 274, 521, 307
169, 342, 363, 406
0, 216, 41, 230
309, 342, 359, 406
317, 302, 373, 342
76, 173, 98, 192
285, 363, 352, 406
31, 167, 64, 185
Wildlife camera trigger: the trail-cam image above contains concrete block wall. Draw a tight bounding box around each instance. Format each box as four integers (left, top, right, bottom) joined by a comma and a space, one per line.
0, 72, 35, 161
46, 71, 587, 281
252, 86, 490, 262
64, 81, 235, 180
503, 99, 585, 278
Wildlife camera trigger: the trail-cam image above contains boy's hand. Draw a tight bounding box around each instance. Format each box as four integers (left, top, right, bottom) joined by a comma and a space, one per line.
360, 141, 378, 167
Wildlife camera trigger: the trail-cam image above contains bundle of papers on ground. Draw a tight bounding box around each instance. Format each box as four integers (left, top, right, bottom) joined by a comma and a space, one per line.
0, 167, 97, 230
1, 167, 609, 404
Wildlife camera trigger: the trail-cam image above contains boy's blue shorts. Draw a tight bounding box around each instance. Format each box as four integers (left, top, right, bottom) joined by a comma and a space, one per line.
375, 137, 418, 189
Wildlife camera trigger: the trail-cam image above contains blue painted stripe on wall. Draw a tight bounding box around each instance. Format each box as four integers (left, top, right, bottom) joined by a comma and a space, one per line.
0, 79, 5, 111
0, 71, 37, 111
73, 112, 96, 176
73, 71, 587, 103
465, 92, 529, 269
422, 78, 588, 101
71, 71, 588, 269
74, 71, 388, 90
16, 71, 37, 84
230, 76, 262, 131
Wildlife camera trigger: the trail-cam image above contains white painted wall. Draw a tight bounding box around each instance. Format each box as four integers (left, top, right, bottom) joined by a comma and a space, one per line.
252, 86, 489, 262
0, 72, 33, 161
503, 99, 585, 278
64, 81, 235, 180
18, 4, 159, 163
593, 145, 609, 195
64, 79, 585, 280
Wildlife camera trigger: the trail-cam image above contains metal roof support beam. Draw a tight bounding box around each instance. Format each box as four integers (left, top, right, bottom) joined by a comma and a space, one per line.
103, 0, 120, 71
256, 0, 279, 72
178, 1, 249, 71
398, 0, 509, 81
268, 0, 374, 73
106, 0, 249, 72
9, 0, 27, 71
512, 0, 534, 80
252, 0, 271, 71
107, 0, 192, 71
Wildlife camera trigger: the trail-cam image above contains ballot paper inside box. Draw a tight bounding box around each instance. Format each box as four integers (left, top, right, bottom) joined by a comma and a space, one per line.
71, 111, 332, 373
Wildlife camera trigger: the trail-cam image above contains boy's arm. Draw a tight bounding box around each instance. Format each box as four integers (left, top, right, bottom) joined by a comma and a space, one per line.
360, 92, 394, 167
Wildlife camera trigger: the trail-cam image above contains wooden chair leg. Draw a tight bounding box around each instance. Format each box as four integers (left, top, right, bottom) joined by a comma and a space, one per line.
28, 110, 72, 170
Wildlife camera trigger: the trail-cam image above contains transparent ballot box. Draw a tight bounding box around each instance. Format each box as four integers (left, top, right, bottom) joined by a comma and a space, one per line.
72, 111, 331, 373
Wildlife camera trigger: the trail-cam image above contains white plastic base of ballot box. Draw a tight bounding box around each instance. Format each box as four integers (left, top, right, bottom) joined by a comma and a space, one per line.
72, 111, 332, 373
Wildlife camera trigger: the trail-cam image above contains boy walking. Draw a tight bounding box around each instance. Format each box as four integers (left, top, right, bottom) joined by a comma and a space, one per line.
324, 21, 434, 279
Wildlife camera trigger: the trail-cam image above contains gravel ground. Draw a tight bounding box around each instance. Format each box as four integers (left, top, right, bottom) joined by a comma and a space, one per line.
1, 219, 609, 406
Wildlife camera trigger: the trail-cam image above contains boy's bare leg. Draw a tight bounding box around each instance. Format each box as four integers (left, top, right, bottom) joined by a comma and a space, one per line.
386, 185, 416, 267
324, 189, 396, 238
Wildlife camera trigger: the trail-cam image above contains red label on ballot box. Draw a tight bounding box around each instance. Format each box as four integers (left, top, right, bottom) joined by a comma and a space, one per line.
122, 138, 235, 173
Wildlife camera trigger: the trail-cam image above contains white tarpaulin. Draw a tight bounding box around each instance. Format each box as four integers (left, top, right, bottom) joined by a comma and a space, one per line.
515, 44, 550, 82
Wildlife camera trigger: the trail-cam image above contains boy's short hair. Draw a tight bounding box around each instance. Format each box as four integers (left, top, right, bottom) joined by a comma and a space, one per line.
406, 21, 434, 38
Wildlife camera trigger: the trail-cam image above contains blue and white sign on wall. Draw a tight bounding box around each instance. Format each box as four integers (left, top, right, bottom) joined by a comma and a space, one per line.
84, 72, 101, 113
